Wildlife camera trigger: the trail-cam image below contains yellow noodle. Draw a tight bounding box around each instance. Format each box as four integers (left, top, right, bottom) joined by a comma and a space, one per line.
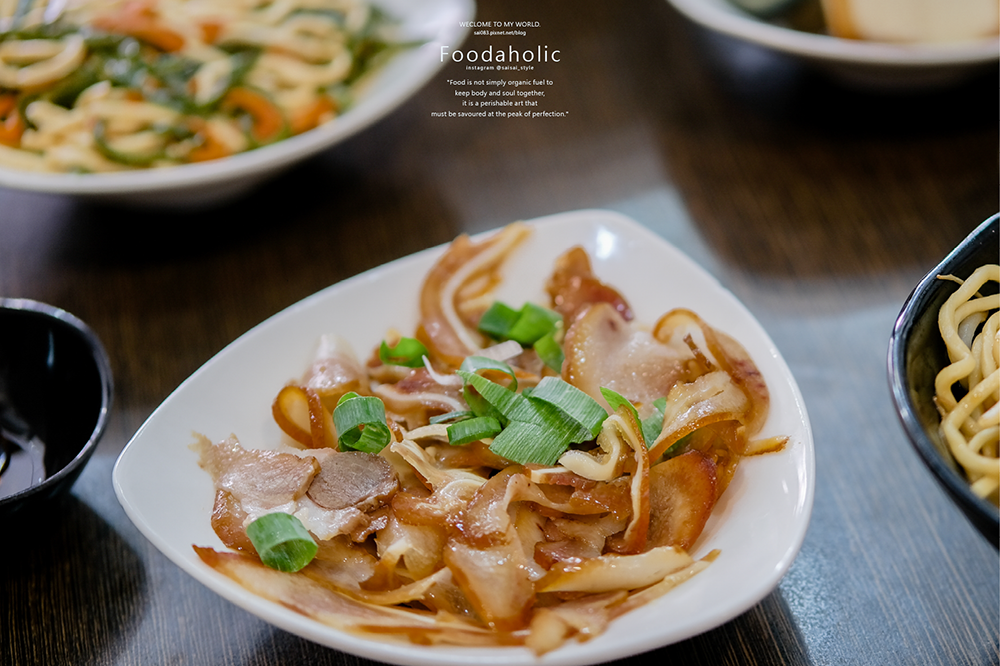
935, 264, 1000, 505
0, 0, 390, 171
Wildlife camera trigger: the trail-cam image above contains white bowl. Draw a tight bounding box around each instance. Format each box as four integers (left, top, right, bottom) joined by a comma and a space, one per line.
0, 0, 475, 208
113, 209, 815, 666
667, 0, 999, 89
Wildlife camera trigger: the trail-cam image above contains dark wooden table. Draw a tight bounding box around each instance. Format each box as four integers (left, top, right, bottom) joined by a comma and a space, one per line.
2, 1, 998, 664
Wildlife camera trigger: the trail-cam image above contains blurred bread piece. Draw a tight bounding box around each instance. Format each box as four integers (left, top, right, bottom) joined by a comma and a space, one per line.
820, 0, 999, 42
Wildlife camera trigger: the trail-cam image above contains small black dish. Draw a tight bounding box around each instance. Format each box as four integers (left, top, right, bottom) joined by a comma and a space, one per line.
0, 299, 113, 521
888, 214, 999, 549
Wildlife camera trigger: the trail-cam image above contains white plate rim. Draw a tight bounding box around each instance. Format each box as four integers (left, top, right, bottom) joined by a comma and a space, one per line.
0, 0, 475, 195
113, 209, 816, 666
667, 0, 1000, 66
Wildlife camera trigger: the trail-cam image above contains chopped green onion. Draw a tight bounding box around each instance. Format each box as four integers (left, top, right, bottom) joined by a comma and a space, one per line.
333, 392, 391, 453
478, 301, 520, 339
462, 385, 501, 422
600, 387, 640, 429
447, 416, 502, 446
457, 371, 525, 422
534, 331, 565, 372
507, 303, 561, 345
459, 355, 518, 390
245, 512, 317, 572
379, 337, 429, 367
489, 420, 568, 466
458, 356, 516, 421
93, 119, 164, 167
530, 377, 607, 439
601, 388, 669, 449
642, 397, 668, 448
456, 371, 599, 465
429, 410, 475, 425
476, 301, 565, 368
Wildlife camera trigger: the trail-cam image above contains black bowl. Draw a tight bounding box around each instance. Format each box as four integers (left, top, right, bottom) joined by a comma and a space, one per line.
0, 299, 113, 520
888, 214, 999, 548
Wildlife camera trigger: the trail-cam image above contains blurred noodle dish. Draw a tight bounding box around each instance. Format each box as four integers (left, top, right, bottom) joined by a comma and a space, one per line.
818, 0, 999, 43
192, 223, 789, 654
0, 0, 399, 172
935, 264, 1000, 506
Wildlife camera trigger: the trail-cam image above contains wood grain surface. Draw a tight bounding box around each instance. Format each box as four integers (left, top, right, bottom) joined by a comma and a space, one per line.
1, 1, 997, 665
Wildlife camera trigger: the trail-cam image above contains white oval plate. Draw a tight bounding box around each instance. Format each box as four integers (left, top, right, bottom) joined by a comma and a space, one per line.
0, 0, 474, 207
667, 0, 999, 89
113, 209, 815, 666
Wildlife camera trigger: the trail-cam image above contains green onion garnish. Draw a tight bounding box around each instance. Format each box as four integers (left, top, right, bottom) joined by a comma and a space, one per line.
600, 387, 640, 427
478, 301, 521, 339
506, 302, 562, 345
93, 119, 165, 167
333, 392, 391, 453
429, 410, 475, 425
601, 388, 669, 449
458, 356, 517, 421
531, 377, 607, 439
489, 420, 569, 467
642, 396, 668, 448
456, 371, 606, 465
446, 415, 502, 446
459, 355, 518, 390
379, 337, 429, 367
534, 330, 565, 372
476, 300, 565, 373
458, 370, 525, 422
245, 512, 318, 572
477, 300, 562, 347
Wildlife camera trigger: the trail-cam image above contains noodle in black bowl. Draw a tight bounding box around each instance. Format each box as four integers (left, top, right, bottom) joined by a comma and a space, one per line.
888, 214, 999, 549
0, 299, 113, 523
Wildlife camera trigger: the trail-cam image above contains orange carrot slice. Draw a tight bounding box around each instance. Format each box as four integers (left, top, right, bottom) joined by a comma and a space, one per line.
222, 87, 285, 144
0, 94, 25, 147
186, 122, 232, 163
92, 2, 185, 52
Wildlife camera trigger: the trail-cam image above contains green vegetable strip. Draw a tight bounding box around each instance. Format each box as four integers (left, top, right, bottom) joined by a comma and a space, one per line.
600, 387, 640, 429
457, 371, 523, 419
245, 513, 317, 572
93, 119, 164, 167
458, 371, 587, 440
457, 371, 595, 465
516, 398, 592, 444
459, 355, 518, 390
642, 396, 668, 449
530, 377, 607, 438
458, 356, 517, 421
506, 303, 561, 345
379, 337, 429, 368
533, 331, 564, 372
489, 421, 568, 467
333, 392, 391, 453
429, 410, 475, 425
462, 385, 503, 422
477, 301, 520, 339
446, 416, 502, 447
601, 388, 670, 449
